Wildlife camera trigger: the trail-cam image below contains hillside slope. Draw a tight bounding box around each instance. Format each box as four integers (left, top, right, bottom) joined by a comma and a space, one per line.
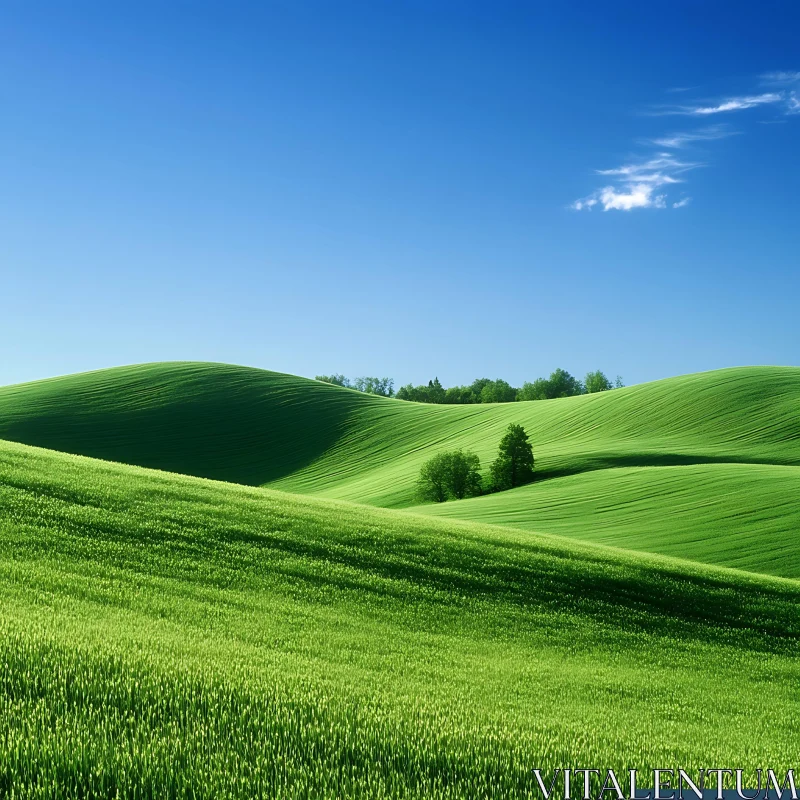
413, 463, 800, 578
1, 361, 799, 576
0, 438, 798, 796
1, 362, 799, 505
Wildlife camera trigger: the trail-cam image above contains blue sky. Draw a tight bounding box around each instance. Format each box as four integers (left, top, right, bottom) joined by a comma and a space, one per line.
2, 1, 798, 389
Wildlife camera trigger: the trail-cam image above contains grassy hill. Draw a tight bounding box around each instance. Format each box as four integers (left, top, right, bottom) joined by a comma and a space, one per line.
1, 362, 799, 576
413, 463, 800, 578
1, 438, 798, 797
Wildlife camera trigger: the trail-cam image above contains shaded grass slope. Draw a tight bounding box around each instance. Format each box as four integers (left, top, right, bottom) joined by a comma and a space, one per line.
0, 362, 361, 485
0, 438, 798, 797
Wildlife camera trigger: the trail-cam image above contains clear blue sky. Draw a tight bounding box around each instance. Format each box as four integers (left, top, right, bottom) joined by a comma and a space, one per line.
2, 1, 798, 389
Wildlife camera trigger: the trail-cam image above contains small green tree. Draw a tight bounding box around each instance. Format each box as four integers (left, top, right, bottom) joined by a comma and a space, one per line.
584, 370, 613, 393
447, 450, 483, 499
417, 450, 482, 502
417, 452, 451, 502
614, 375, 625, 389
426, 377, 446, 404
490, 424, 534, 491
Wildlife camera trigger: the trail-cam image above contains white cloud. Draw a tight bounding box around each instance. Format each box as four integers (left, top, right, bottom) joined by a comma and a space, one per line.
649, 92, 784, 117
600, 185, 660, 211
761, 71, 800, 85
572, 71, 799, 215
651, 125, 735, 148
572, 183, 668, 212
689, 93, 782, 115
572, 154, 700, 212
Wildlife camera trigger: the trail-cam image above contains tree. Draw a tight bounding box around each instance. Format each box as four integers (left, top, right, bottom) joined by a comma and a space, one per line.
352, 376, 394, 396
584, 370, 613, 394
416, 452, 451, 502
469, 377, 492, 398
545, 368, 584, 398
517, 369, 583, 400
517, 378, 549, 401
416, 450, 482, 502
479, 379, 518, 404
444, 385, 478, 404
614, 375, 625, 389
447, 450, 483, 499
316, 373, 351, 388
490, 424, 534, 491
426, 377, 446, 404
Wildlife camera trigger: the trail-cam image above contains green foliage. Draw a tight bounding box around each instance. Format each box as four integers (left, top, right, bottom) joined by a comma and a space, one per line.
417, 451, 452, 502
584, 369, 613, 393
397, 377, 446, 403
417, 449, 482, 501
315, 374, 394, 396
0, 439, 798, 796
443, 385, 479, 404
490, 424, 535, 490
518, 368, 584, 400
316, 373, 352, 388
398, 377, 521, 404
352, 376, 394, 396
447, 450, 483, 499
479, 379, 518, 404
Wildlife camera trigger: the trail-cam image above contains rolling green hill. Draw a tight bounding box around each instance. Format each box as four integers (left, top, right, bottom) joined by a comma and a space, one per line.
0, 438, 798, 797
1, 362, 799, 577
413, 462, 800, 577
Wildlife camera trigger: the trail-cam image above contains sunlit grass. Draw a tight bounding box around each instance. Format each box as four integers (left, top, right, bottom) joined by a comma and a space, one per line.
0, 440, 798, 797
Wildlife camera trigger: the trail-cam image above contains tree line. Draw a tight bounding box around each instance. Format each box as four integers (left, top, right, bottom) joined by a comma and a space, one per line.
315, 374, 395, 396
418, 424, 534, 502
316, 368, 623, 403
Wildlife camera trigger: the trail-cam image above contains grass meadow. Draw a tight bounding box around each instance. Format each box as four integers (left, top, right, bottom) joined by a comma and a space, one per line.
1, 438, 798, 798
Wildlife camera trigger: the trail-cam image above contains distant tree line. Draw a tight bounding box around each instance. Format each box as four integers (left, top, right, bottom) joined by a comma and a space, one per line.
417, 424, 535, 502
397, 368, 623, 404
315, 368, 623, 403
315, 374, 395, 397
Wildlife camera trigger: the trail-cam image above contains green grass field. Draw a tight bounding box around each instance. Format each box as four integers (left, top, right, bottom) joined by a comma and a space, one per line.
0, 362, 799, 797
2, 362, 799, 570
1, 439, 798, 798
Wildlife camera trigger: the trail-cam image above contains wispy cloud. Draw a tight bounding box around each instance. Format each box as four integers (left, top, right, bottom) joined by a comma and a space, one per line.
572, 154, 700, 212
760, 71, 800, 85
662, 92, 784, 116
651, 125, 736, 148
572, 70, 799, 213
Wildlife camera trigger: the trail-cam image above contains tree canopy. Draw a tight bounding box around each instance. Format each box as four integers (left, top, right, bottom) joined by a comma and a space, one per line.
584, 370, 613, 394
316, 375, 394, 396
490, 424, 535, 491
416, 450, 482, 503
321, 369, 623, 403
